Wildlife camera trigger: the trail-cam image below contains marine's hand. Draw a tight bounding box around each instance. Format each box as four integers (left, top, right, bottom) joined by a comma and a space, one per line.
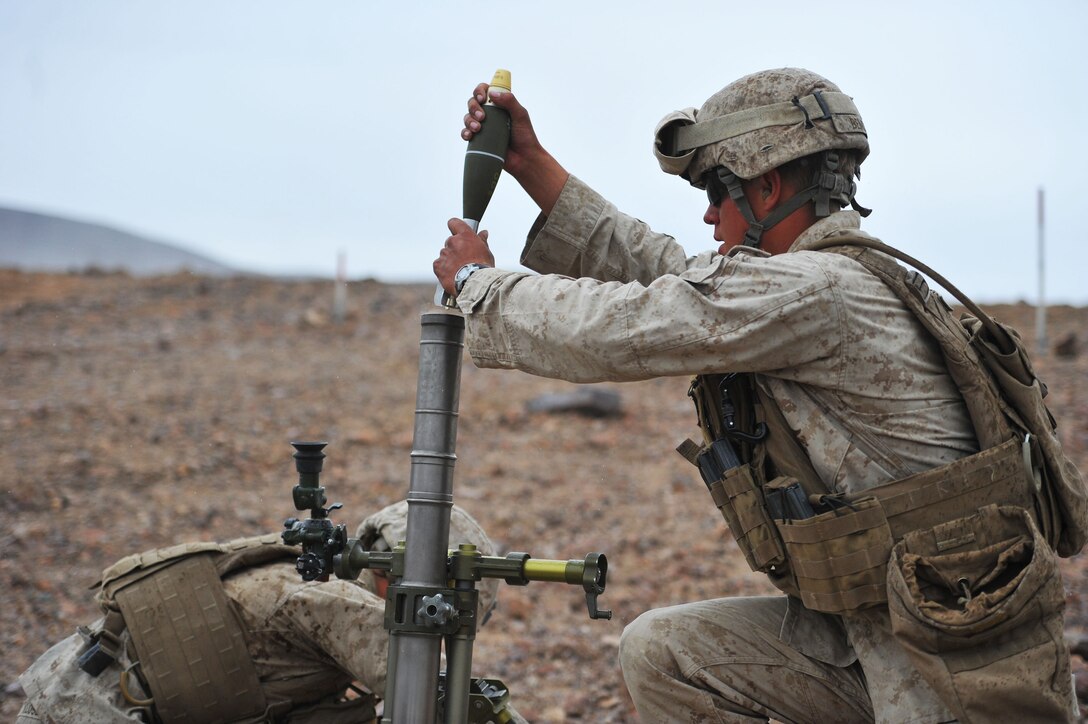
434, 219, 496, 296
462, 82, 540, 180
461, 82, 569, 215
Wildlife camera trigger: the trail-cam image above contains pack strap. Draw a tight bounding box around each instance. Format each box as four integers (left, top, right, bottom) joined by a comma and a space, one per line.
751, 384, 829, 498
806, 236, 1015, 355
75, 608, 126, 676
806, 234, 1088, 557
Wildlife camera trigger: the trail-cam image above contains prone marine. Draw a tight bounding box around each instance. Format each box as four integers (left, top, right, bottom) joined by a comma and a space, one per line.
16, 501, 525, 723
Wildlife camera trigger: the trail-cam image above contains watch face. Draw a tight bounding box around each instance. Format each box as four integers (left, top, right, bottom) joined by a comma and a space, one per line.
455, 264, 477, 294
455, 263, 489, 295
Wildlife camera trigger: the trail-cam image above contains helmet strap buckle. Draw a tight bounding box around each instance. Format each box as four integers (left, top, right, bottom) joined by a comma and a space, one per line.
716, 167, 766, 248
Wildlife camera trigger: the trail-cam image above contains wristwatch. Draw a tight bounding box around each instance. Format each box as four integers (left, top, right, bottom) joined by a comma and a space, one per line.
453, 262, 491, 296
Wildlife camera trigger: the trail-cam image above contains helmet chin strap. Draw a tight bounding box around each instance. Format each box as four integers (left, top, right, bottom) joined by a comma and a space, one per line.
715, 152, 871, 249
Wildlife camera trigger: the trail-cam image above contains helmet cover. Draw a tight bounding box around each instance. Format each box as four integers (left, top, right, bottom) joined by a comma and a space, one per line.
654, 67, 869, 183
356, 501, 499, 616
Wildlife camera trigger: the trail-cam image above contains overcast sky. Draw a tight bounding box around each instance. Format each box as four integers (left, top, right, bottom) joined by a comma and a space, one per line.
2, 1, 1085, 303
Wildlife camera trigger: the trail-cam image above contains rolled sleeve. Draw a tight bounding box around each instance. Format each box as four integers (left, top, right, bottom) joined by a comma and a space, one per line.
458, 184, 876, 385
520, 175, 690, 285
520, 175, 610, 276
457, 251, 844, 383
279, 580, 390, 693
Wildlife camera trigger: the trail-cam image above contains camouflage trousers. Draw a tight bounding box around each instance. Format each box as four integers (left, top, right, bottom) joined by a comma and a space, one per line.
17, 626, 153, 724
618, 596, 956, 724
18, 622, 530, 724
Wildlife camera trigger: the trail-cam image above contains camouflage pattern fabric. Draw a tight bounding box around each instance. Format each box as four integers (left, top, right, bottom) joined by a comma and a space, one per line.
16, 627, 152, 723
19, 502, 525, 723
18, 565, 385, 723
356, 501, 500, 619
452, 174, 1075, 720
652, 68, 869, 183
688, 68, 869, 181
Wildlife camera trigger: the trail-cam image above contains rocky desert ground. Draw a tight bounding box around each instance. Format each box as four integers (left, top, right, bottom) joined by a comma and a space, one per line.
2, 268, 1086, 721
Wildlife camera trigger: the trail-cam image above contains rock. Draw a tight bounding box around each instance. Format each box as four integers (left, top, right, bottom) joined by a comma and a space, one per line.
1055, 332, 1078, 359
525, 388, 623, 418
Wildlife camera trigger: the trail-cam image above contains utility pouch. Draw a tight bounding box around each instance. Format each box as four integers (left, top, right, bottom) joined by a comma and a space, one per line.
867, 436, 1035, 542
887, 505, 1073, 723
774, 496, 892, 614
113, 553, 267, 723
708, 465, 787, 573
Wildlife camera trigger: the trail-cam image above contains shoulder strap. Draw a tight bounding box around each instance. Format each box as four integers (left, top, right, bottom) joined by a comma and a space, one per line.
807, 235, 1012, 450
215, 535, 299, 578
751, 383, 829, 497
808, 236, 1017, 352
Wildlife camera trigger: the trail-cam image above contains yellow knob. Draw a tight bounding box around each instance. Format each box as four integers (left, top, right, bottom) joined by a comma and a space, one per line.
490, 68, 512, 94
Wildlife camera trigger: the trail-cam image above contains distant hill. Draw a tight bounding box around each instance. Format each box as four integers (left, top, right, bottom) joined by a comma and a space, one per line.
0, 206, 238, 276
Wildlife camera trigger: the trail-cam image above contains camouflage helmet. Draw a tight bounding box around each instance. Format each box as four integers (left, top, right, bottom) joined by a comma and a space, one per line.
654, 67, 869, 182
355, 501, 500, 619
653, 68, 870, 248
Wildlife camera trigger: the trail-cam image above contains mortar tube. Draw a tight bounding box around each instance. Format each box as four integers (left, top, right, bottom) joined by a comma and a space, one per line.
385, 312, 465, 724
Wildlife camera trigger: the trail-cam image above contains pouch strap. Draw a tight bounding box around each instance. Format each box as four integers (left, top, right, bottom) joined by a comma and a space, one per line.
76, 608, 126, 676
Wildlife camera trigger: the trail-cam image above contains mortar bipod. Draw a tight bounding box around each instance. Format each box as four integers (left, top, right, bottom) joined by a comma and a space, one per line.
334, 541, 612, 622
332, 538, 610, 723
284, 312, 612, 723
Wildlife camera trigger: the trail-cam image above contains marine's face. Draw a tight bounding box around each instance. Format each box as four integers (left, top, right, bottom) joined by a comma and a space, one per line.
703, 180, 752, 255
372, 569, 389, 599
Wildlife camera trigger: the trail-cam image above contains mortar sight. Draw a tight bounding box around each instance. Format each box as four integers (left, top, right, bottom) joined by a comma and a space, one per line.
290, 441, 328, 513
283, 440, 345, 583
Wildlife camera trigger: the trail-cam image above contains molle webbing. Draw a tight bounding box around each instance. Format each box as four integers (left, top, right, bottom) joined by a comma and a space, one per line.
868, 436, 1033, 541
98, 535, 299, 724
780, 438, 1034, 613
114, 553, 266, 723
685, 236, 1084, 613
686, 370, 1039, 613
776, 497, 892, 612
708, 465, 788, 574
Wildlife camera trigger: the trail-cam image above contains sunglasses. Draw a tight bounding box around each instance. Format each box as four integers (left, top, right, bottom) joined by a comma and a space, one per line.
701, 167, 732, 207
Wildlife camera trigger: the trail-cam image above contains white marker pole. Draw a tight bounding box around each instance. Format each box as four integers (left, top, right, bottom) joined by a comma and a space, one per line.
333, 250, 347, 323
1036, 187, 1047, 356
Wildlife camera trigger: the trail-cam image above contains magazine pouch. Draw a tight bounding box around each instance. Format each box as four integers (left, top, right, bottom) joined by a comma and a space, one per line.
887, 504, 1074, 723
708, 465, 787, 574
773, 496, 892, 614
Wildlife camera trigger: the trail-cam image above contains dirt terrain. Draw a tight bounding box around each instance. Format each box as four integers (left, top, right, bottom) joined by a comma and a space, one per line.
2, 268, 1086, 721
